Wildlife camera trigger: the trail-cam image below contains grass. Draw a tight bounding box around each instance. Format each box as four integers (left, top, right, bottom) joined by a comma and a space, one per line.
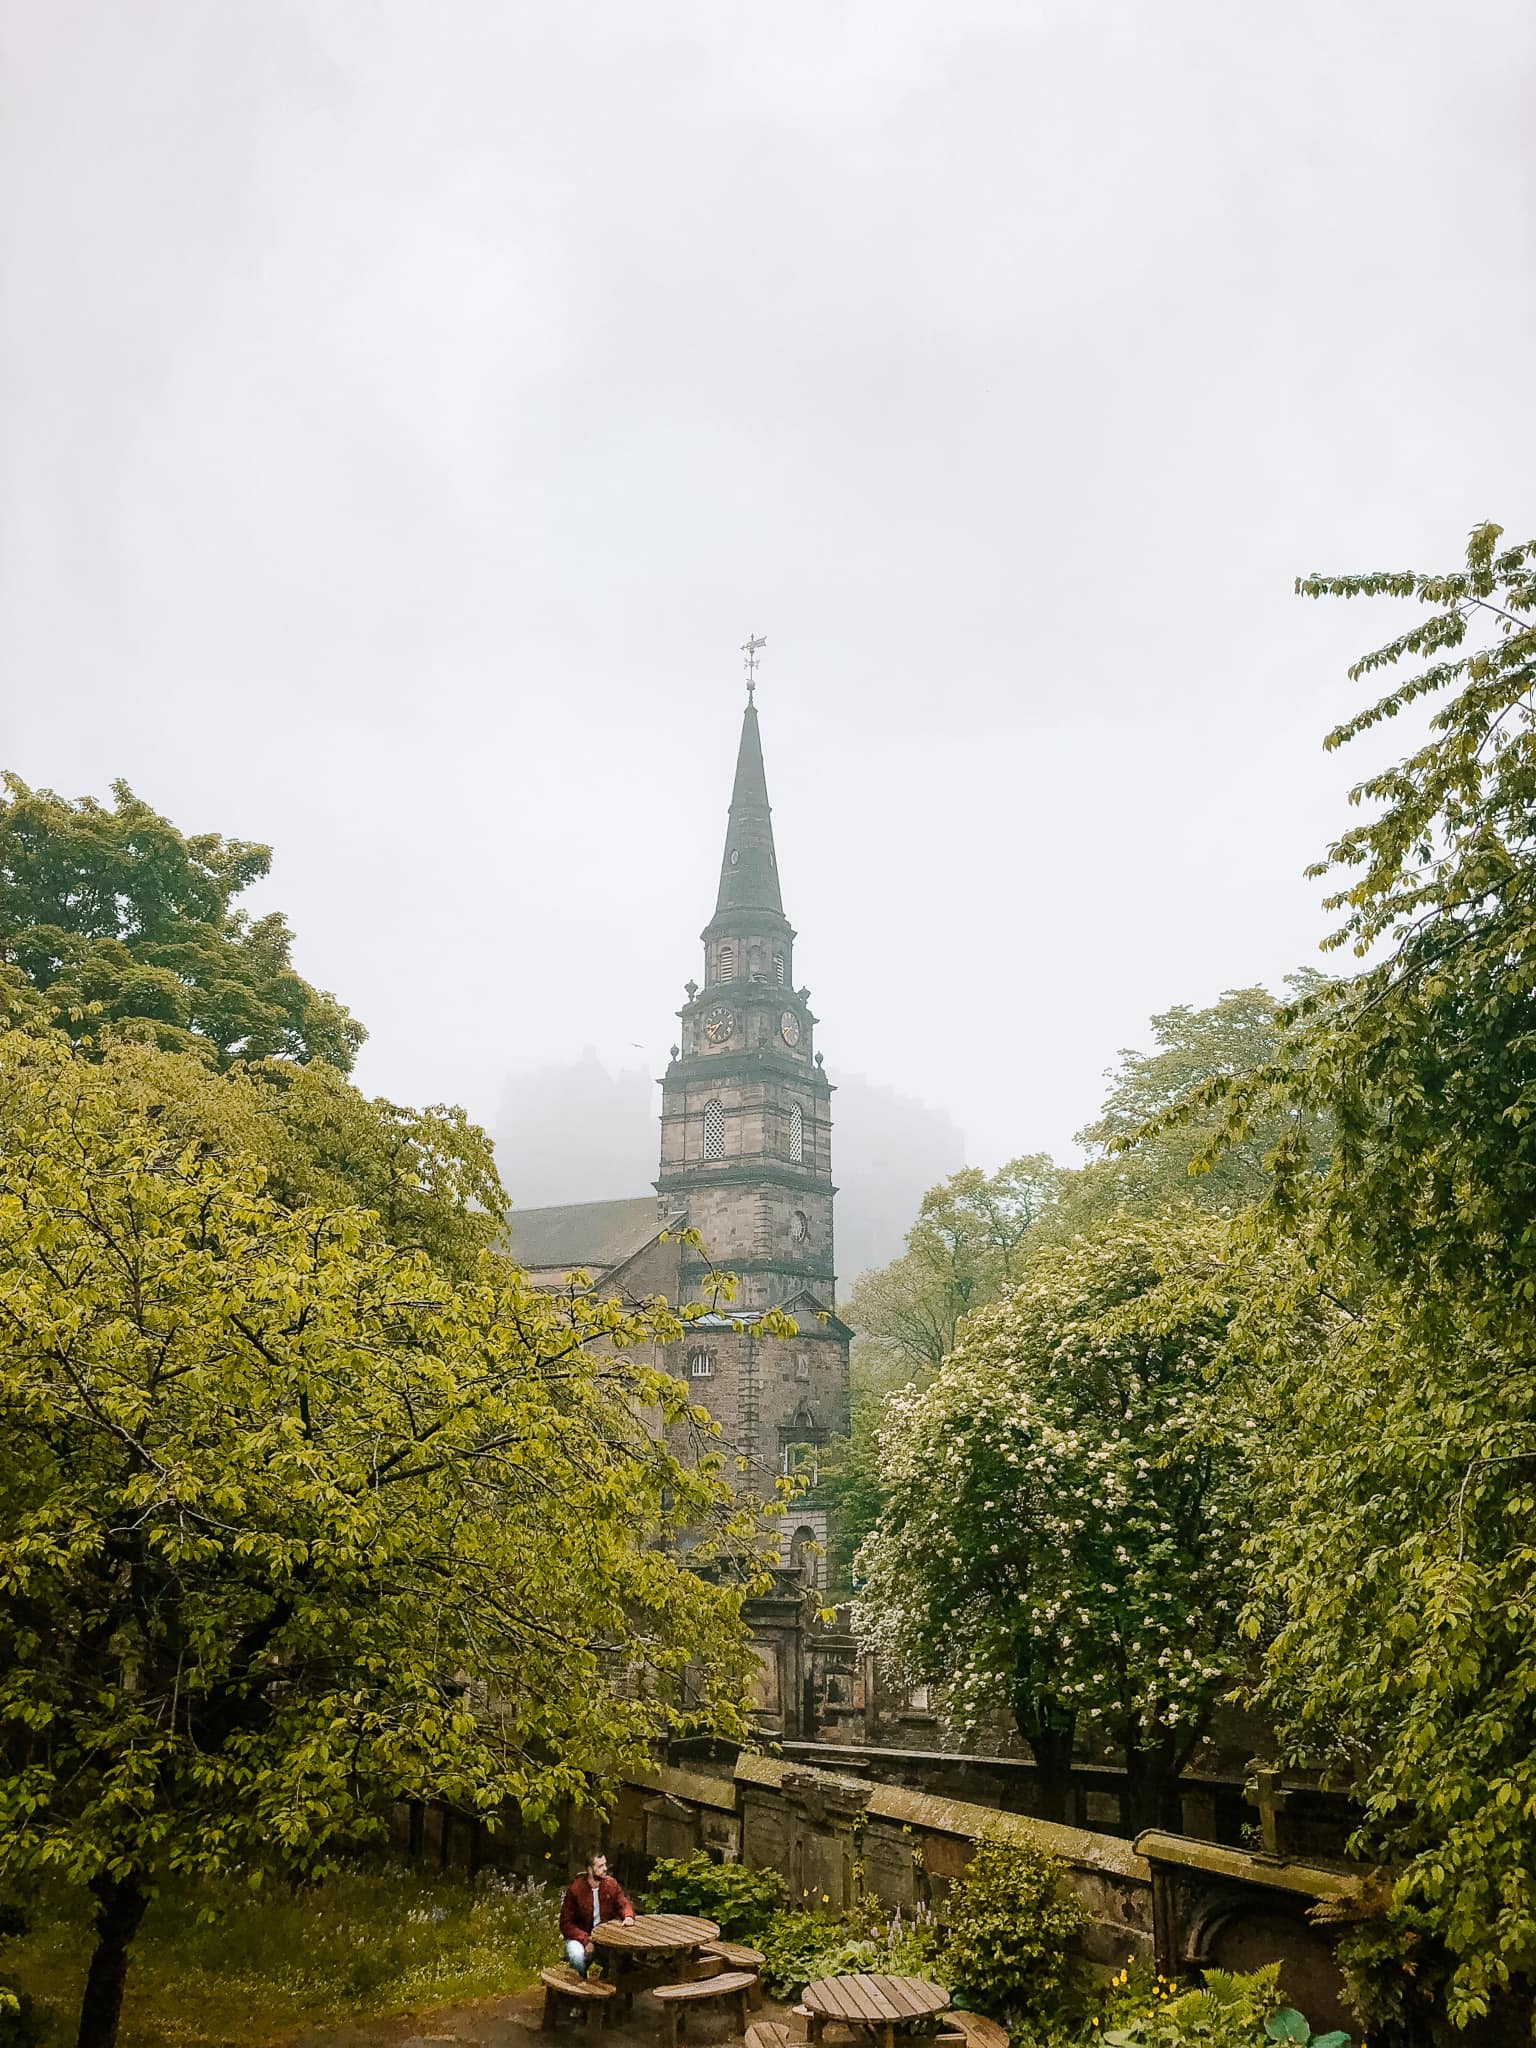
3, 1862, 559, 2047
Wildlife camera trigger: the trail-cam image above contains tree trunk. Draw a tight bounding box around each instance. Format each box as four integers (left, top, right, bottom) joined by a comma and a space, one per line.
76, 1872, 147, 2048
1123, 1728, 1185, 1836
1012, 1685, 1077, 1825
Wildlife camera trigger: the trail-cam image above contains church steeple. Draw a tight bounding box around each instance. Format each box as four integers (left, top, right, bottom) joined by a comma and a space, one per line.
713, 700, 784, 919
655, 653, 849, 1511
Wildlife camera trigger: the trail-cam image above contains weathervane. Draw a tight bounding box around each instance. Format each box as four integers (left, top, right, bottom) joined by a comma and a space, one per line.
741, 632, 767, 701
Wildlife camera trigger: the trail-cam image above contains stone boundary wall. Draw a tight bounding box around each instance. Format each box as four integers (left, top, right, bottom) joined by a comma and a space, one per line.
397, 1751, 1356, 2029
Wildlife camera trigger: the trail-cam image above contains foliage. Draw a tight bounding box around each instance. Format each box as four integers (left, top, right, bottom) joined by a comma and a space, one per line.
644, 1854, 786, 1940
831, 1156, 1061, 1591
1062, 984, 1330, 1231
855, 1214, 1260, 1825
844, 1157, 1063, 1379
0, 1031, 760, 2046
758, 1911, 872, 2001
92, 1035, 507, 1280
1097, 1966, 1336, 2048
756, 1903, 939, 2003
0, 1981, 46, 2048
5, 1863, 555, 2045
1186, 524, 1536, 2025
936, 1831, 1086, 2029
0, 775, 362, 1070
813, 1383, 890, 1591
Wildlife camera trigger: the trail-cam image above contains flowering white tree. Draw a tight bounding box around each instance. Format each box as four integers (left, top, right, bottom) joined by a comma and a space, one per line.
854, 1211, 1256, 1830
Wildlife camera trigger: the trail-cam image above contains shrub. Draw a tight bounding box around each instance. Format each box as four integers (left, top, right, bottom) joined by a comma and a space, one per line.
0, 1982, 47, 2048
1099, 1965, 1348, 2048
644, 1855, 787, 1942
759, 1913, 878, 2001
938, 1831, 1087, 2029
757, 1903, 942, 2003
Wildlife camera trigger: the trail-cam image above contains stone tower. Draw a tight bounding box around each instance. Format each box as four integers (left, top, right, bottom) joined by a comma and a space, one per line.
656, 690, 851, 1500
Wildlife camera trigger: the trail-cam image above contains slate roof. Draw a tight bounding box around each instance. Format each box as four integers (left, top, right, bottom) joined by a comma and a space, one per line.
507, 1195, 673, 1276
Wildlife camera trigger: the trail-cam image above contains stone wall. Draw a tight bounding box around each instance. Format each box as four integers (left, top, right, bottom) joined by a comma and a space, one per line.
419, 1750, 1355, 2028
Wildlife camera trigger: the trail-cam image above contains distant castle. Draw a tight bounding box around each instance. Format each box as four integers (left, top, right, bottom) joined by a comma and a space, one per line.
508, 683, 852, 1580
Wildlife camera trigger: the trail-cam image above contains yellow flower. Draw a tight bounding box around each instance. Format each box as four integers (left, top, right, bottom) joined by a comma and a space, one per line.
822, 1893, 830, 1903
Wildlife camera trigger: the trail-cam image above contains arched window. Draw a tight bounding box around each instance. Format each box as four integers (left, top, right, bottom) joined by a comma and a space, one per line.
704, 1098, 726, 1160
718, 943, 734, 983
688, 1349, 715, 1379
789, 1103, 803, 1164
775, 953, 786, 985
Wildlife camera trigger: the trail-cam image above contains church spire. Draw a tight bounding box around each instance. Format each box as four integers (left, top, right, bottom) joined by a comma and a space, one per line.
713, 691, 784, 919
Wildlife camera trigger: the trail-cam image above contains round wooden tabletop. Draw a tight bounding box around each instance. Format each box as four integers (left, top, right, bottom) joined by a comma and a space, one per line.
591, 1912, 721, 1954
802, 1974, 951, 2029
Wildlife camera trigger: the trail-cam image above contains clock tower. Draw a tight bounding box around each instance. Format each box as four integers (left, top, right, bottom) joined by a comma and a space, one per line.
656, 682, 850, 1496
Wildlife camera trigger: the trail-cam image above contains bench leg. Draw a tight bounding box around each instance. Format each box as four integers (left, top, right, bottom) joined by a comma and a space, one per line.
735, 1991, 750, 2036
748, 1978, 764, 2011
663, 2010, 680, 2048
808, 2020, 824, 2047
543, 1992, 559, 2031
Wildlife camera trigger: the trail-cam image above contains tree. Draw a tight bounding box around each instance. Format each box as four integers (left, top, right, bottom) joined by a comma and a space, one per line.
854, 1211, 1256, 1829
843, 1155, 1062, 1379
1199, 524, 1536, 2027
94, 1038, 507, 1281
825, 1158, 1061, 1589
0, 776, 362, 1070
1063, 981, 1330, 1230
0, 1032, 756, 2048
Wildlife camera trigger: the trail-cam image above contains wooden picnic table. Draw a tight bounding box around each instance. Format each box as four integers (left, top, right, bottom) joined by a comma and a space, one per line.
802, 1973, 951, 2048
591, 1913, 723, 2011
592, 1912, 721, 1959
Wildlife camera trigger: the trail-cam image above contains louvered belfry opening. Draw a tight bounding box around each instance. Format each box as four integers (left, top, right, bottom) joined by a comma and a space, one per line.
703, 1097, 726, 1160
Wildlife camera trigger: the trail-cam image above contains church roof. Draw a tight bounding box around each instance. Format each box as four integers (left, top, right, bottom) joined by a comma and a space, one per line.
712, 701, 784, 919
507, 1195, 672, 1276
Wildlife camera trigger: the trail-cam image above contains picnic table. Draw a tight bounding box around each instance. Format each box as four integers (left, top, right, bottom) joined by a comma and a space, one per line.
591, 1913, 722, 2010
802, 1973, 951, 2048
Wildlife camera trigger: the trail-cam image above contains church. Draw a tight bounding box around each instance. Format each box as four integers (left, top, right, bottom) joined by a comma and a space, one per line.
508, 679, 852, 1583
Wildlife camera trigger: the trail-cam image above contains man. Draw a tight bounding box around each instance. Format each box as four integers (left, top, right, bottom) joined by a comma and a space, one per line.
559, 1850, 635, 1976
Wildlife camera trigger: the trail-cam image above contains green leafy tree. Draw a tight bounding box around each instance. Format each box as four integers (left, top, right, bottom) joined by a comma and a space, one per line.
1063, 982, 1330, 1230
827, 1158, 1061, 1588
1197, 523, 1536, 2028
0, 773, 505, 1279
95, 1038, 506, 1281
0, 1032, 757, 2048
0, 776, 362, 1070
855, 1212, 1257, 1828
843, 1156, 1062, 1379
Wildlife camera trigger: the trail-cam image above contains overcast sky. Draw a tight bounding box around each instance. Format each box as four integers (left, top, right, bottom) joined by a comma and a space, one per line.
4, 2, 1534, 1240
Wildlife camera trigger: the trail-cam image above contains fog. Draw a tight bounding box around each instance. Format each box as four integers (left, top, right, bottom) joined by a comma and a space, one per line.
3, 1, 1534, 1273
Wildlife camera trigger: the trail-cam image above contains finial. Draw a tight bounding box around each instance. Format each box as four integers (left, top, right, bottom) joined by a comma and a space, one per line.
741, 632, 767, 702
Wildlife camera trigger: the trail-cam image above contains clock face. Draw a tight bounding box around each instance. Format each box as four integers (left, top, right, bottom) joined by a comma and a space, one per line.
791, 1210, 809, 1243
703, 1006, 735, 1044
780, 1009, 801, 1047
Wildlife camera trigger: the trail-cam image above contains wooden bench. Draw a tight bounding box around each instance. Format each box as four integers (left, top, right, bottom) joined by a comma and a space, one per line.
540, 1965, 618, 2030
937, 2016, 1009, 2048
791, 2007, 855, 2044
747, 2025, 795, 2048
701, 1942, 765, 2006
653, 1967, 757, 2048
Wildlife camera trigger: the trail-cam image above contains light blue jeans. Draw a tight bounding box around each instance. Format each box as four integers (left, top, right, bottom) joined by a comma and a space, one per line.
565, 1938, 592, 1977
